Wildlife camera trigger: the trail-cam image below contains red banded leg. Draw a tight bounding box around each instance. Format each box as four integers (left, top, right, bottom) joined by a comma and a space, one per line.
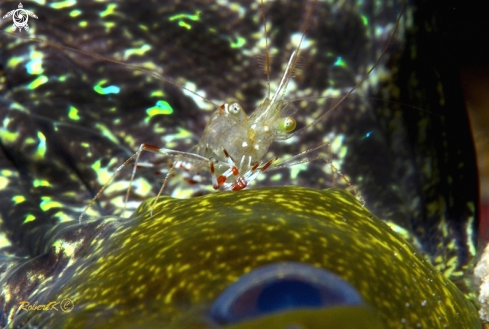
209, 150, 277, 191
210, 149, 240, 190
226, 156, 278, 191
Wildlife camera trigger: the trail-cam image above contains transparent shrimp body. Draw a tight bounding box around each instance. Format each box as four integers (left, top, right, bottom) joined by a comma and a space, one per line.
192, 52, 299, 191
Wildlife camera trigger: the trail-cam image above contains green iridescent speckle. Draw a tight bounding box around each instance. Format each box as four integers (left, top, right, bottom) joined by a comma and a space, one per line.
26, 50, 44, 74
0, 177, 8, 189
12, 195, 26, 204
90, 158, 118, 186
179, 21, 192, 30
150, 90, 165, 97
49, 0, 76, 9
32, 179, 51, 187
169, 12, 201, 22
23, 214, 35, 224
68, 106, 80, 121
39, 197, 63, 211
27, 75, 48, 89
229, 36, 246, 48
93, 80, 120, 95
361, 14, 369, 25
100, 3, 117, 17
334, 56, 347, 67
0, 128, 17, 143
69, 9, 81, 17
145, 100, 174, 123
104, 21, 116, 30
0, 232, 12, 249
26, 59, 43, 75
6, 56, 22, 68
53, 211, 73, 223
33, 131, 47, 160
169, 12, 201, 30
123, 44, 151, 59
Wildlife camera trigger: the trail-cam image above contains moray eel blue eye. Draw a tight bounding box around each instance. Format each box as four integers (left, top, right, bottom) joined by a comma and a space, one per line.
210, 262, 364, 325
257, 280, 322, 312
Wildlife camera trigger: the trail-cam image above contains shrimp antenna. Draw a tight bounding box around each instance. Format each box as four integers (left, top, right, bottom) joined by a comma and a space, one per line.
2, 31, 219, 108
260, 0, 271, 98
279, 0, 317, 102
256, 0, 318, 122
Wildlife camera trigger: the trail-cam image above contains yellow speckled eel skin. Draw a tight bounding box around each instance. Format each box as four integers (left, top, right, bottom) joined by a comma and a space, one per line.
3, 187, 480, 328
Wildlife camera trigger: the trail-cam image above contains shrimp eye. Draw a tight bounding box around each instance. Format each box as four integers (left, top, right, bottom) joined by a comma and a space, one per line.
277, 117, 296, 132
229, 103, 243, 115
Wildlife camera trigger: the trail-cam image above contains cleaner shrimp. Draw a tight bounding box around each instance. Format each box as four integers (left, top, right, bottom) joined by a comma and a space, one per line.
0, 0, 408, 223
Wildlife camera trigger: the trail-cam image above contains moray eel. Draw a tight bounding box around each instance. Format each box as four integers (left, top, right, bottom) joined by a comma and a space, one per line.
0, 0, 481, 328
2, 187, 480, 328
